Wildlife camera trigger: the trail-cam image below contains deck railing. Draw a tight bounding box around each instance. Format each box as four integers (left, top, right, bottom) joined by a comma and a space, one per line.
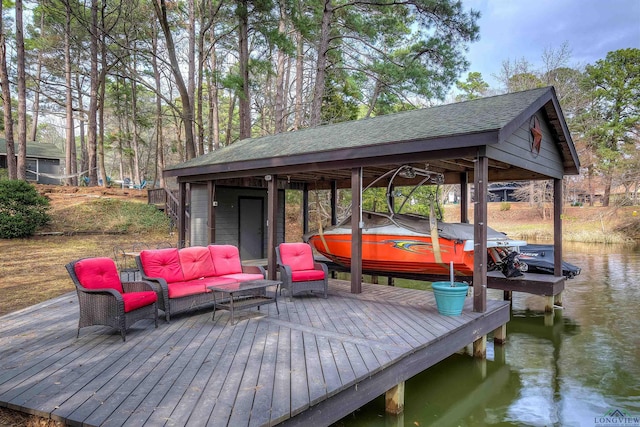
147, 188, 188, 239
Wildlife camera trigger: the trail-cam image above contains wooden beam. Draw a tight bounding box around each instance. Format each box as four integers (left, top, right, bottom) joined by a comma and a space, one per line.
331, 181, 338, 225
554, 178, 563, 276
473, 155, 488, 312
178, 181, 187, 248
267, 175, 278, 280
351, 167, 363, 293
460, 172, 469, 223
207, 181, 216, 243
303, 183, 309, 234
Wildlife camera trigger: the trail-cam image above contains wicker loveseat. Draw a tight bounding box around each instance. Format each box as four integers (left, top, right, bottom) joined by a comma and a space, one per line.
137, 245, 266, 321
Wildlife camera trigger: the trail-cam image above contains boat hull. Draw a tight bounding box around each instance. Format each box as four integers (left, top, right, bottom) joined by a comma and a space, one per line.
307, 233, 477, 276
518, 244, 581, 278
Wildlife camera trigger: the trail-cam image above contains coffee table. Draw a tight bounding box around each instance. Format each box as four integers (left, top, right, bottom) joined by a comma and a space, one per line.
207, 279, 280, 324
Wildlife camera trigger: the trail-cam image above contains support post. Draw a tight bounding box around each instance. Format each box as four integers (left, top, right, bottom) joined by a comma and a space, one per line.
385, 382, 405, 414
473, 335, 487, 359
493, 323, 507, 345
460, 172, 469, 223
267, 175, 278, 280
302, 183, 309, 235
178, 181, 187, 248
473, 155, 488, 312
331, 180, 338, 225
553, 178, 563, 277
350, 167, 362, 293
207, 181, 216, 244
554, 292, 563, 307
545, 295, 554, 313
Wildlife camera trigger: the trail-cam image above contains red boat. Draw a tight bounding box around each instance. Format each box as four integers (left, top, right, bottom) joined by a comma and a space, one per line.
304, 165, 528, 278
305, 211, 527, 277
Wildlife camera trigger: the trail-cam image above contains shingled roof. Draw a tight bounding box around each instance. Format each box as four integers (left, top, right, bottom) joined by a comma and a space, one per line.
0, 140, 65, 159
165, 87, 579, 184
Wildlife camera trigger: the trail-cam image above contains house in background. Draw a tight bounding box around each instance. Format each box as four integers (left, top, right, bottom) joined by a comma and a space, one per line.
488, 182, 520, 202
0, 139, 65, 185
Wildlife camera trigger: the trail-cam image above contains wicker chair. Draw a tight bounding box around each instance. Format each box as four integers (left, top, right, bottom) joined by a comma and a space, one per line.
276, 242, 328, 300
66, 257, 158, 341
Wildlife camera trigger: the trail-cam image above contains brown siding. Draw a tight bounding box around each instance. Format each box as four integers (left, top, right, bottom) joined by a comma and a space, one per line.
487, 112, 564, 179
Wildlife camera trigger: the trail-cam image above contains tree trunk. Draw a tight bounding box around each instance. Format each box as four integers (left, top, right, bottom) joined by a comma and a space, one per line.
237, 0, 251, 139
153, 0, 196, 159
188, 0, 199, 153
131, 74, 141, 185
293, 29, 303, 130
15, 0, 27, 180
76, 75, 87, 179
208, 33, 220, 150
29, 11, 45, 142
603, 173, 612, 207
0, 1, 16, 180
310, 0, 332, 127
97, 0, 108, 187
86, 0, 99, 186
152, 23, 165, 188
64, 2, 75, 186
196, 8, 206, 155
365, 80, 381, 118
226, 91, 236, 146
274, 2, 287, 134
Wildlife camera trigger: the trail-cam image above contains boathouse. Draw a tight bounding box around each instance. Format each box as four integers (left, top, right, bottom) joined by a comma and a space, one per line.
165, 86, 579, 305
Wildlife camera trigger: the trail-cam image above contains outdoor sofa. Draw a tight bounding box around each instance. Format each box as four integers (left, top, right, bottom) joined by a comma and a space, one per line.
136, 245, 265, 321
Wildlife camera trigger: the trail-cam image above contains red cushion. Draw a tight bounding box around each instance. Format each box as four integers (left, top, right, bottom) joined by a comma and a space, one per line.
221, 273, 265, 282
139, 248, 184, 283
167, 281, 210, 298
209, 245, 242, 276
179, 246, 216, 280
122, 291, 157, 312
279, 243, 315, 271
74, 258, 123, 293
291, 269, 325, 282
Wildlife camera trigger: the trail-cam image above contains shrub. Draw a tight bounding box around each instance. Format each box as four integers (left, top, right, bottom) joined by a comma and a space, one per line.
500, 201, 511, 211
0, 179, 51, 238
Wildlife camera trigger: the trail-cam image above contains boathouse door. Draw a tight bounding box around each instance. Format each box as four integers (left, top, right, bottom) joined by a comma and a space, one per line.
239, 197, 264, 260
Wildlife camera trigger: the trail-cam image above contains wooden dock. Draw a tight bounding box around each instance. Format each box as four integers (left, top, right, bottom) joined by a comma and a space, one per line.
319, 258, 566, 312
0, 280, 510, 426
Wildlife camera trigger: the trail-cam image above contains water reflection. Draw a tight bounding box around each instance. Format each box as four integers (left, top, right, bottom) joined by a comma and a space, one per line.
334, 243, 640, 426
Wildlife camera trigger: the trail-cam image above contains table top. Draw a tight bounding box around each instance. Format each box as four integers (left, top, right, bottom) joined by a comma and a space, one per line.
207, 279, 281, 294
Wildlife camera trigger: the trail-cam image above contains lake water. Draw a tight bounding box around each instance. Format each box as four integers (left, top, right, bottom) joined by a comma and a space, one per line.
334, 242, 640, 426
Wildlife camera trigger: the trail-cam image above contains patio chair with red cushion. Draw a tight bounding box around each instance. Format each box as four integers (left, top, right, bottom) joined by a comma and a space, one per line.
65, 257, 158, 341
276, 242, 328, 300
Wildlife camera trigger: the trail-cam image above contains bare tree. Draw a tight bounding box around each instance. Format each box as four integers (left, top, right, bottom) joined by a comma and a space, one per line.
16, 0, 28, 180
237, 0, 251, 139
29, 11, 45, 142
0, 0, 16, 180
153, 0, 197, 159
64, 1, 76, 186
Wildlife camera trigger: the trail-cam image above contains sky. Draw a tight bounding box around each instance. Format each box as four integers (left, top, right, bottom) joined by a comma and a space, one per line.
457, 0, 640, 90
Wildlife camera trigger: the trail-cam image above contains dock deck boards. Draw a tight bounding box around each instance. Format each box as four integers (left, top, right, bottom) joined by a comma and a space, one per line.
317, 257, 566, 298
0, 280, 510, 427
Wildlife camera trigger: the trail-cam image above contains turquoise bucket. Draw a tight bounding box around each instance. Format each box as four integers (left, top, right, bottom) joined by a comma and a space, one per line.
431, 281, 469, 316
